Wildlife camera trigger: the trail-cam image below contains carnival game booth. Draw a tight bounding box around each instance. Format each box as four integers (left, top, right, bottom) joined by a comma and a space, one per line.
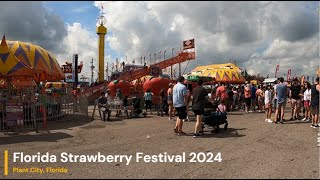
190, 63, 246, 84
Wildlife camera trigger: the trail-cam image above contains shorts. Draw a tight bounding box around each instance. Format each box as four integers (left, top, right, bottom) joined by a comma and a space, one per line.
304, 100, 310, 108
193, 110, 204, 116
277, 101, 286, 108
291, 98, 301, 105
273, 99, 277, 107
245, 98, 251, 107
175, 106, 187, 119
311, 105, 319, 115
265, 102, 271, 109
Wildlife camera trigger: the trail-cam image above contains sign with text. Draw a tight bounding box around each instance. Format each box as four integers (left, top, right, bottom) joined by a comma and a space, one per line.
6, 101, 24, 127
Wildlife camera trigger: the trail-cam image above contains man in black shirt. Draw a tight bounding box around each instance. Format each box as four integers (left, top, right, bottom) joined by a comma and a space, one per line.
192, 79, 208, 138
98, 92, 111, 121
289, 78, 302, 120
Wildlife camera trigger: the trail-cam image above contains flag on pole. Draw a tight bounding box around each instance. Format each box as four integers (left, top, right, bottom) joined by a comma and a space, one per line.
275, 64, 280, 78
287, 69, 291, 81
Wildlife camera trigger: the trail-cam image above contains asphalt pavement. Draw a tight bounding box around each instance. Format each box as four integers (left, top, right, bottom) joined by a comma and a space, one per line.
1, 106, 319, 179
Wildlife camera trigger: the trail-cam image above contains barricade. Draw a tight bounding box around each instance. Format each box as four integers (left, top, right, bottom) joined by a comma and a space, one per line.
0, 94, 88, 133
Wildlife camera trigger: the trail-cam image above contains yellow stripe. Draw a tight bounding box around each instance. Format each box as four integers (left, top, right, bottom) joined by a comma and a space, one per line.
4, 150, 8, 176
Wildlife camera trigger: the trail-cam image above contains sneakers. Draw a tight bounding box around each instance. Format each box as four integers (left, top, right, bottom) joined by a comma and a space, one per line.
193, 133, 202, 138
301, 118, 307, 121
315, 125, 320, 128
248, 110, 253, 113
267, 119, 273, 123
311, 124, 315, 128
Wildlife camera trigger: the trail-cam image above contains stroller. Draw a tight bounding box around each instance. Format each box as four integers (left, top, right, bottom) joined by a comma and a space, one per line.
201, 98, 228, 133
131, 98, 147, 118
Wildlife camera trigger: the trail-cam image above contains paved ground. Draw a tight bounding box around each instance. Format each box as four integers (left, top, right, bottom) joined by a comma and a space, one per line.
1, 106, 319, 179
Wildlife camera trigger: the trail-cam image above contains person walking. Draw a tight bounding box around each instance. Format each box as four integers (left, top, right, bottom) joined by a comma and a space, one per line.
310, 77, 320, 128
251, 84, 257, 112
289, 78, 302, 120
256, 85, 264, 113
274, 77, 287, 124
244, 84, 252, 113
173, 76, 188, 135
144, 89, 154, 115
302, 82, 311, 122
167, 83, 174, 120
191, 79, 208, 138
264, 85, 273, 123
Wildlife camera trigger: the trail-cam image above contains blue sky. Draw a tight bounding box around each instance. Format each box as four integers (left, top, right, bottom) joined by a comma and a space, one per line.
43, 1, 119, 61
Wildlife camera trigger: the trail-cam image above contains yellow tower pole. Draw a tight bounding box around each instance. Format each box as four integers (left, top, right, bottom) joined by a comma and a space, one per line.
97, 25, 107, 83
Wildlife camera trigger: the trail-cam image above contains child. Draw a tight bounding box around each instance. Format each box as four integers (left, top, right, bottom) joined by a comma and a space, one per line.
217, 100, 227, 113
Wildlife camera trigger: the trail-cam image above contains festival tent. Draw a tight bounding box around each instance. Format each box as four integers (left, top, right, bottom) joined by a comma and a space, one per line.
0, 36, 33, 77
5, 38, 65, 82
189, 63, 246, 84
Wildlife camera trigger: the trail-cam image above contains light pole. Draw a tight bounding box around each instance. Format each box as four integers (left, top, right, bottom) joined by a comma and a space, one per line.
171, 48, 174, 79
90, 58, 94, 84
163, 50, 166, 74
149, 53, 151, 65
154, 53, 156, 63
159, 51, 162, 62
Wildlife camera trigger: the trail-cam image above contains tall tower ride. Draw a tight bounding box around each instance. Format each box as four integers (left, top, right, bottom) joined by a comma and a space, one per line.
96, 6, 107, 83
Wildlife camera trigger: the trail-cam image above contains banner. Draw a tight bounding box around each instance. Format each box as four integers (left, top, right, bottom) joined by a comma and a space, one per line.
183, 39, 195, 50
287, 69, 291, 81
6, 101, 24, 127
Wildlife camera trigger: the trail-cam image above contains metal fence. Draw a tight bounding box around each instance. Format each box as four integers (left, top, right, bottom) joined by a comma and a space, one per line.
0, 94, 88, 133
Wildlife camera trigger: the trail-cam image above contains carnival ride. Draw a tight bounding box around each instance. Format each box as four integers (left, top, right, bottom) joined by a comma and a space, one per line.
189, 63, 246, 84
77, 46, 196, 98
0, 35, 66, 92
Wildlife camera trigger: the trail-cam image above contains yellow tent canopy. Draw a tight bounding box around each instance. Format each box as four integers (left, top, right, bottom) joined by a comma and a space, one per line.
190, 63, 246, 84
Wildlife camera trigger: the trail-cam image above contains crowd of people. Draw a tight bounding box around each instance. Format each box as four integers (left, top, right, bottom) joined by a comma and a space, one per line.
95, 75, 320, 137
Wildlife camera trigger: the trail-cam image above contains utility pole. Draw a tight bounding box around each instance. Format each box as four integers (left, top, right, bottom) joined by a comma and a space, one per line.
90, 58, 95, 84
171, 48, 174, 79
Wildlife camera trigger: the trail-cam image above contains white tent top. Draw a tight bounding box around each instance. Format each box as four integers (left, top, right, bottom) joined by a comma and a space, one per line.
263, 78, 278, 83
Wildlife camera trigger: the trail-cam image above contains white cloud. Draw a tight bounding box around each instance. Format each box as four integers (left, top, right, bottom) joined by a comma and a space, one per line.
90, 1, 318, 78
54, 22, 104, 82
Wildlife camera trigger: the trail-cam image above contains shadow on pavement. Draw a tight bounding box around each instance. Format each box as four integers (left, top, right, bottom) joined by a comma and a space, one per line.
200, 128, 247, 138
0, 132, 73, 145
45, 114, 94, 131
